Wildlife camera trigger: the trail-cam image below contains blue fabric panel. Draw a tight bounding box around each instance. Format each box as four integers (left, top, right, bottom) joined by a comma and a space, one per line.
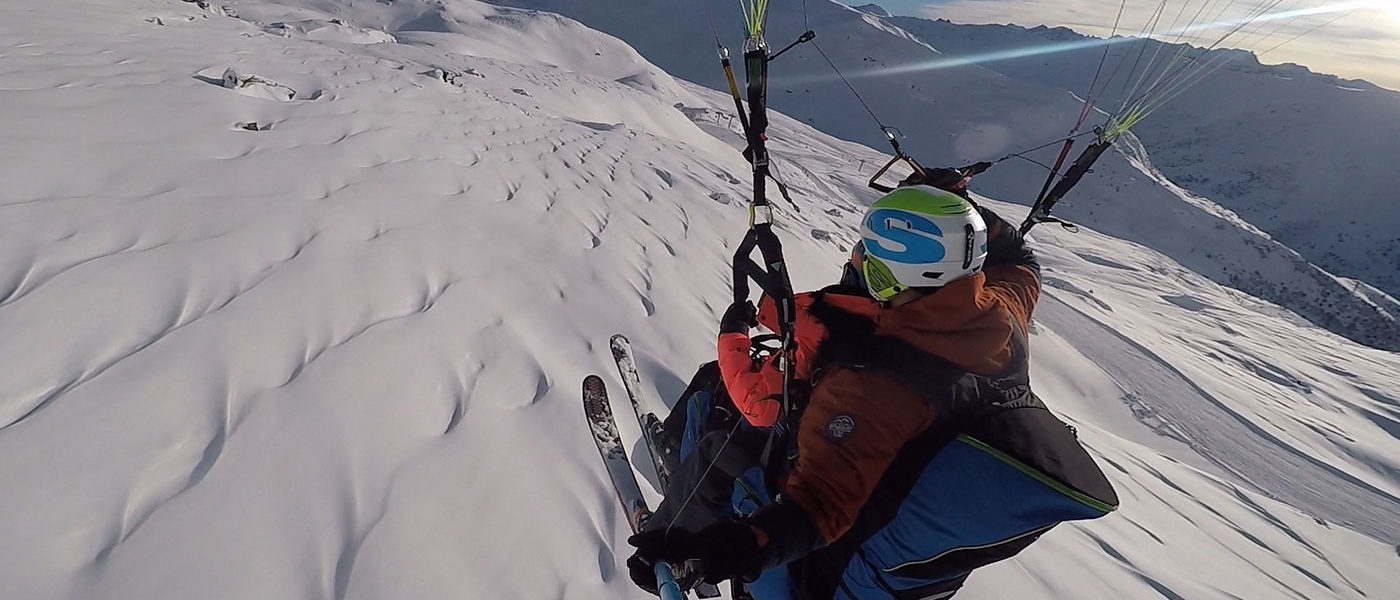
846, 438, 1104, 594
731, 465, 770, 518
679, 390, 713, 460
748, 567, 797, 600
838, 559, 893, 600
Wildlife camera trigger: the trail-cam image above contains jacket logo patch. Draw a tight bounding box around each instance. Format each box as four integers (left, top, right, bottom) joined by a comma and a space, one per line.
825, 415, 856, 441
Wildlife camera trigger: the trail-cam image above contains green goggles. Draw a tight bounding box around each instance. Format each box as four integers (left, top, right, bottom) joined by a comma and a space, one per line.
845, 242, 907, 302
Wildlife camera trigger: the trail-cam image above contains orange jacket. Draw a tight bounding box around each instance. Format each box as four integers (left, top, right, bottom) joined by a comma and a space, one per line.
717, 293, 874, 427
778, 214, 1041, 544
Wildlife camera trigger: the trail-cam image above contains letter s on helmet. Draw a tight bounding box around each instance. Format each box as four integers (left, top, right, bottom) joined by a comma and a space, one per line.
854, 185, 988, 301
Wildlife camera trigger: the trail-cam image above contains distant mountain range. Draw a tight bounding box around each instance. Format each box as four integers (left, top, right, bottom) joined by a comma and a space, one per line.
887, 13, 1400, 306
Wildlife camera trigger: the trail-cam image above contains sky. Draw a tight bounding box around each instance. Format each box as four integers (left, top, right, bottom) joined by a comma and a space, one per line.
867, 0, 1400, 91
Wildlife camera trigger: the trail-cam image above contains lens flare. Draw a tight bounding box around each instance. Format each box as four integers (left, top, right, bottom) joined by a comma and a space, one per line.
1378, 0, 1400, 22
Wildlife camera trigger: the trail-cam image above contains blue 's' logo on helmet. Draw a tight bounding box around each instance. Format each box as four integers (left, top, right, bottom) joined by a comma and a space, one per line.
863, 209, 946, 264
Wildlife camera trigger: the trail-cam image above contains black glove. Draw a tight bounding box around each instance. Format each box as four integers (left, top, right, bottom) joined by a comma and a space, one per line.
719, 301, 757, 335
919, 167, 966, 190
625, 554, 700, 596
900, 167, 977, 201
626, 522, 764, 594
963, 161, 993, 176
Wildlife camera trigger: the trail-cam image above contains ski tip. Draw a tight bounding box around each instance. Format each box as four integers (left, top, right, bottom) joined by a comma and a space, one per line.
609, 335, 633, 360
582, 375, 610, 415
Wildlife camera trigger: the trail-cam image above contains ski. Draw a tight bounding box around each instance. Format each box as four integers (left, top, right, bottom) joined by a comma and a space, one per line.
609, 334, 676, 486
609, 336, 722, 600
582, 375, 685, 600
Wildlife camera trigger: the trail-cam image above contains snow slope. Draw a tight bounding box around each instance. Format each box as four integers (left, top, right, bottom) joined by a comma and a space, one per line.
486, 0, 1400, 353
2, 1, 1399, 600
885, 15, 1400, 306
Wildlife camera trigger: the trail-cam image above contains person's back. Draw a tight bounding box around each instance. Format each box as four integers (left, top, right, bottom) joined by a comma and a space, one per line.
766, 193, 1115, 599
629, 187, 1117, 600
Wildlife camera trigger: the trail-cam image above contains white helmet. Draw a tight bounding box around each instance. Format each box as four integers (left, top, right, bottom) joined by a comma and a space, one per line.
854, 185, 988, 301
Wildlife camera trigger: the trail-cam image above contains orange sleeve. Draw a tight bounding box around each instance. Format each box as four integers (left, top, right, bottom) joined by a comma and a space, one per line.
978, 209, 1040, 334
717, 332, 781, 427
982, 264, 1040, 334
779, 369, 934, 542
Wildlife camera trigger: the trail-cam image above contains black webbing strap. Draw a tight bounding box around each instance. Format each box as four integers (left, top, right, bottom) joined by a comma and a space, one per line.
738, 38, 802, 470
1020, 137, 1113, 234
733, 222, 798, 471
732, 226, 793, 314
732, 36, 796, 344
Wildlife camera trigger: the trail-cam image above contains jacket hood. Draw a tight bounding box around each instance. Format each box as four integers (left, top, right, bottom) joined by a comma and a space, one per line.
814, 273, 1014, 375
877, 273, 1014, 374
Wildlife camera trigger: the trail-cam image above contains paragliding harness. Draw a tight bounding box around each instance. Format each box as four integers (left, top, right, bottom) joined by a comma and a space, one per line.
707, 0, 1092, 398
695, 0, 1142, 486
866, 129, 928, 194
658, 284, 1120, 600
1019, 130, 1113, 234
666, 0, 1330, 596
765, 291, 1118, 600
680, 7, 1128, 593
702, 2, 814, 475
703, 1, 1005, 483
867, 129, 995, 197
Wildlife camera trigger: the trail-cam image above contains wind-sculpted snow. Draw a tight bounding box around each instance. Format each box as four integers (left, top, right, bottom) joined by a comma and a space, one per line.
0, 1, 1398, 600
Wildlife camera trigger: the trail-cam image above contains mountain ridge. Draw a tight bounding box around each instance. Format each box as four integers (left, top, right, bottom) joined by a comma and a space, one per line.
885, 13, 1400, 301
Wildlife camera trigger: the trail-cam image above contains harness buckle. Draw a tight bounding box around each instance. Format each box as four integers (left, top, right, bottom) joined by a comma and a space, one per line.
749, 203, 774, 227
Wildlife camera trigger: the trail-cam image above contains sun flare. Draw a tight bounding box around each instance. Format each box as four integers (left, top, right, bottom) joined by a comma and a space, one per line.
1376, 0, 1400, 23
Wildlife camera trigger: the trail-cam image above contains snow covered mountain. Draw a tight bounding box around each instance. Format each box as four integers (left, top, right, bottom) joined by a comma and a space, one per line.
2, 1, 1399, 600
885, 14, 1400, 309
485, 0, 1400, 352
850, 4, 891, 17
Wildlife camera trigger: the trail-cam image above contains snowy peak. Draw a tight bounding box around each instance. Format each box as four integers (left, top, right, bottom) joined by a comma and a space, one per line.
850, 3, 890, 17
234, 0, 698, 103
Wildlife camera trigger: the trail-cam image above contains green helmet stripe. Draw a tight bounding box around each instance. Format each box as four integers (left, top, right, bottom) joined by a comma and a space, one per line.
871, 187, 972, 217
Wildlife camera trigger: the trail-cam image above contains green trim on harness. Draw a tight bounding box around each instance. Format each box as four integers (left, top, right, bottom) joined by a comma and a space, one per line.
884, 523, 1056, 573
957, 435, 1117, 514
